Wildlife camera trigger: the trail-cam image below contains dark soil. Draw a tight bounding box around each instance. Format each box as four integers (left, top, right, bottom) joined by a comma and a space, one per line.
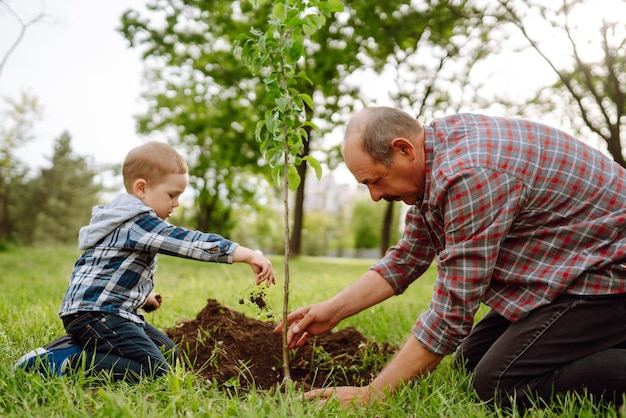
165, 298, 397, 391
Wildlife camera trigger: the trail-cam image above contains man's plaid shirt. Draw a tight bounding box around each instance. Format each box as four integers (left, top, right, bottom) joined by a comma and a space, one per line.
372, 114, 626, 355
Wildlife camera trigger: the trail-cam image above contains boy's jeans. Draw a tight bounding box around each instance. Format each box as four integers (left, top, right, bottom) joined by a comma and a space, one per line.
454, 293, 626, 409
62, 312, 178, 382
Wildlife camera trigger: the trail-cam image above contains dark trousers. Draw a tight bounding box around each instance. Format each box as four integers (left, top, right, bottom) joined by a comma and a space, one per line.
454, 293, 626, 409
63, 312, 178, 382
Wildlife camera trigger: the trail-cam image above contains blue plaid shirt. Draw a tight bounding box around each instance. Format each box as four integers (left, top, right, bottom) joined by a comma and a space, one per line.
59, 193, 238, 324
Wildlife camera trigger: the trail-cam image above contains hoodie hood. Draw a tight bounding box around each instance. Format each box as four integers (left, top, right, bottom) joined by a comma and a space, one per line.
78, 193, 154, 250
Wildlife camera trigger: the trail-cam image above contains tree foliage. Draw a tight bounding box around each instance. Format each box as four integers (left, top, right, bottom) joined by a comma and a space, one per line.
352, 198, 401, 251
30, 132, 101, 244
493, 0, 625, 166
118, 0, 497, 255
6, 132, 101, 245
0, 93, 42, 242
119, 1, 275, 238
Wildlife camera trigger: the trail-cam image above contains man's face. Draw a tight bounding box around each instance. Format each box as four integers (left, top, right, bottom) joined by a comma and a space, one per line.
343, 137, 423, 205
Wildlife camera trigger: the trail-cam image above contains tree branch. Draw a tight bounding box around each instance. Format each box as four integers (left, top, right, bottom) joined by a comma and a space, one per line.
0, 1, 46, 82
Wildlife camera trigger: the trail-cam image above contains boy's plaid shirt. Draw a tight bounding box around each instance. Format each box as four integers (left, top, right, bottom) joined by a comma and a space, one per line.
60, 211, 237, 324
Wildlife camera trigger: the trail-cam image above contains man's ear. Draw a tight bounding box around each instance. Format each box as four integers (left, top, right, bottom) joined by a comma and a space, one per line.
390, 138, 415, 160
133, 178, 147, 198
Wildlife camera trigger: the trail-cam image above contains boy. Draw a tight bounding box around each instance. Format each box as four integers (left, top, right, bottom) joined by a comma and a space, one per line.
16, 141, 275, 381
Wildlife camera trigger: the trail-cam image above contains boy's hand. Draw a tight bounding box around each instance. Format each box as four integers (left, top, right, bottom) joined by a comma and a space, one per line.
233, 247, 276, 287
251, 250, 276, 287
143, 292, 163, 312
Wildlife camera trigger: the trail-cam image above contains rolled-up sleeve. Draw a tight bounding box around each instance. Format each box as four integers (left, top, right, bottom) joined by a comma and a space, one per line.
414, 168, 523, 354
371, 205, 436, 294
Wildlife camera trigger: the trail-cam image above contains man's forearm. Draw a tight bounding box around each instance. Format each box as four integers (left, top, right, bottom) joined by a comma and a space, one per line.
369, 335, 444, 397
329, 269, 396, 321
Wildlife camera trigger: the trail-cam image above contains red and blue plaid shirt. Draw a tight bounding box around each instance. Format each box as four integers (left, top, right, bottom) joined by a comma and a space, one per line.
372, 114, 626, 355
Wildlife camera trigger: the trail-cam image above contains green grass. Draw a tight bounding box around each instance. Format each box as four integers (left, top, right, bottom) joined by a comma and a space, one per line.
0, 246, 623, 417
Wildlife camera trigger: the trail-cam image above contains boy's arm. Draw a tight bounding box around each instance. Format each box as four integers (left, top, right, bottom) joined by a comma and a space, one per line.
233, 246, 276, 286
130, 215, 274, 286
132, 215, 237, 263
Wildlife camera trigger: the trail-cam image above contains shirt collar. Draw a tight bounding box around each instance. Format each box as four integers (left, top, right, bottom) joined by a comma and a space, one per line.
417, 124, 435, 209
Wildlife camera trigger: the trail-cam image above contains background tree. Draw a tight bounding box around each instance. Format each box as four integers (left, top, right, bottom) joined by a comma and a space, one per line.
355, 0, 504, 256
353, 200, 381, 255
302, 209, 352, 257
492, 0, 625, 166
27, 132, 101, 245
2, 130, 100, 245
231, 202, 284, 255
119, 1, 277, 239
118, 0, 499, 256
0, 93, 42, 243
352, 198, 402, 257
0, 1, 48, 246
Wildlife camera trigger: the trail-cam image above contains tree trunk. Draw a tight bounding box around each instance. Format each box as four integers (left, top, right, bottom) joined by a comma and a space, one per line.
289, 137, 309, 256
380, 201, 394, 258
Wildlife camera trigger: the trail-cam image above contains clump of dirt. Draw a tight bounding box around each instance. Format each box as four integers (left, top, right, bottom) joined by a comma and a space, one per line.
166, 299, 397, 391
238, 288, 274, 320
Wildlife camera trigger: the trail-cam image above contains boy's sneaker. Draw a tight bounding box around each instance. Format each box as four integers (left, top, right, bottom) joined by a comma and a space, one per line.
14, 334, 81, 376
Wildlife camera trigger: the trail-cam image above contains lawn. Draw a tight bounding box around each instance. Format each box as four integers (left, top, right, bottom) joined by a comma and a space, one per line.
0, 246, 621, 417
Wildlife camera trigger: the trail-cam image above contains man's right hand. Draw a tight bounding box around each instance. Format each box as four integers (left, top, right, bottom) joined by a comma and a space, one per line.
274, 270, 396, 348
273, 300, 342, 348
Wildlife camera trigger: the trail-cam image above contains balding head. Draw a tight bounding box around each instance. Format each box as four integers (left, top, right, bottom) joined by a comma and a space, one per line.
343, 106, 423, 168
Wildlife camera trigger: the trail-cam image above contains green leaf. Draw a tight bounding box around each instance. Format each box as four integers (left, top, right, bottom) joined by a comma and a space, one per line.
303, 155, 323, 179
298, 93, 314, 110
303, 14, 325, 35
287, 165, 301, 190
267, 148, 283, 168
295, 71, 313, 85
285, 34, 304, 63
326, 0, 344, 13
271, 2, 287, 21
255, 119, 266, 138
286, 16, 307, 29
275, 98, 287, 112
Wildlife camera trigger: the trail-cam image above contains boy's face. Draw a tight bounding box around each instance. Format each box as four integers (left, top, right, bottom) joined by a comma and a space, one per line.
141, 173, 189, 220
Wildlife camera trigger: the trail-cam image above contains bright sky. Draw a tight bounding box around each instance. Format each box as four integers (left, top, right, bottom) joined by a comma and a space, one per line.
0, 0, 144, 172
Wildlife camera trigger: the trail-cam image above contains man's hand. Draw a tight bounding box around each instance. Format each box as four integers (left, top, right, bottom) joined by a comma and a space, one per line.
274, 270, 396, 349
304, 336, 444, 409
142, 292, 162, 312
303, 385, 384, 409
273, 301, 342, 348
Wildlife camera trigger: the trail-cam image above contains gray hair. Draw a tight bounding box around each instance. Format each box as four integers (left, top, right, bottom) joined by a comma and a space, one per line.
344, 106, 421, 167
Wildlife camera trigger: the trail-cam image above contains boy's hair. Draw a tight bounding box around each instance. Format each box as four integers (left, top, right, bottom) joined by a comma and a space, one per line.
123, 141, 189, 192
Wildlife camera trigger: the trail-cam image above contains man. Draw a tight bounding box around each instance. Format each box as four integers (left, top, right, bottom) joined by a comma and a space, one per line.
275, 107, 626, 409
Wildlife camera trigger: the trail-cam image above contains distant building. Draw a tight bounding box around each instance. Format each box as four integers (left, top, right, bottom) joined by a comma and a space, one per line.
303, 173, 367, 213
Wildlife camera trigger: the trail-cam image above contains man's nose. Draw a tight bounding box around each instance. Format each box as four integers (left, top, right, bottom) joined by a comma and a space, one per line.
368, 186, 383, 202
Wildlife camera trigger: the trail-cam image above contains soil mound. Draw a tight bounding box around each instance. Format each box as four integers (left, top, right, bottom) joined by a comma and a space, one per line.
165, 299, 396, 391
